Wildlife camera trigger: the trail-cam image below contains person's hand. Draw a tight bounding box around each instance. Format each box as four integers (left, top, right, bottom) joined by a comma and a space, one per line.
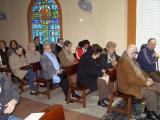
111, 60, 117, 66
155, 53, 160, 59
4, 99, 17, 114
146, 78, 153, 86
101, 69, 106, 74
56, 69, 63, 74
0, 65, 7, 68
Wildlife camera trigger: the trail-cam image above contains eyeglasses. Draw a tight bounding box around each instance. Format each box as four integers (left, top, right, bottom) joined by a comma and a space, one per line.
68, 46, 72, 48
132, 51, 138, 54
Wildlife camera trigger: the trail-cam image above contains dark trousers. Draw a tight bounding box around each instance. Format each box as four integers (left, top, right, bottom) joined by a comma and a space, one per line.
145, 70, 160, 83
59, 73, 68, 97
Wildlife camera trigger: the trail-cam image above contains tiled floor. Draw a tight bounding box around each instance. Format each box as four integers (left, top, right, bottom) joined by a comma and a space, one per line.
22, 87, 107, 119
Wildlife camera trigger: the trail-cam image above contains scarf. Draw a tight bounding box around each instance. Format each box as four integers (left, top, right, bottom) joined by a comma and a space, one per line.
44, 52, 60, 83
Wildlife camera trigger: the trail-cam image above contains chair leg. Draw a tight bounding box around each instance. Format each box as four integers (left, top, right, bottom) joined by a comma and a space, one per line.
46, 83, 50, 99
36, 81, 40, 95
127, 97, 132, 119
19, 85, 24, 92
82, 90, 86, 108
67, 88, 72, 104
107, 94, 114, 113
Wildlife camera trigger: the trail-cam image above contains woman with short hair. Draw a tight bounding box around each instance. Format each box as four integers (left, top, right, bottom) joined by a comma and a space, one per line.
26, 42, 41, 64
77, 44, 110, 107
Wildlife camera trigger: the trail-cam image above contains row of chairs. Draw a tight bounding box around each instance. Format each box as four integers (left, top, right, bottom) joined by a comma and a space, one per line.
10, 62, 143, 119
11, 62, 90, 108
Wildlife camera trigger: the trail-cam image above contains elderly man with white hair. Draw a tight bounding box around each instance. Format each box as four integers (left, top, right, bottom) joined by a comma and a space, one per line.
116, 44, 160, 120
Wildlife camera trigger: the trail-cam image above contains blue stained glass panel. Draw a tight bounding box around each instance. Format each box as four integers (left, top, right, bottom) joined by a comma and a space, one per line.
32, 0, 61, 43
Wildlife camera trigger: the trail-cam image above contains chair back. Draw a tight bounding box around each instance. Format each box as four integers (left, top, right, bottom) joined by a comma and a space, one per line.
40, 105, 65, 120
64, 63, 78, 76
63, 64, 78, 87
31, 62, 42, 72
106, 69, 117, 93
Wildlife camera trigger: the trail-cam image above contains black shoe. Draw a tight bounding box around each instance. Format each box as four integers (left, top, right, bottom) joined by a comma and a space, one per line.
98, 100, 107, 107
146, 111, 159, 120
72, 92, 80, 99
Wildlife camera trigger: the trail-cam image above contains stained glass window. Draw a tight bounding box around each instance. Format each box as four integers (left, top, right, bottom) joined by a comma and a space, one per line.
32, 0, 61, 44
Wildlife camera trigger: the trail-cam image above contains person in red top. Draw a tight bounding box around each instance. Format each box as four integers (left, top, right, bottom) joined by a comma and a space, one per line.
75, 40, 90, 62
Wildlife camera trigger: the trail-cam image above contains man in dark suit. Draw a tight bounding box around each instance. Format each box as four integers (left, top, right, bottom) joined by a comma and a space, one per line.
34, 36, 43, 55
55, 38, 63, 54
0, 40, 9, 66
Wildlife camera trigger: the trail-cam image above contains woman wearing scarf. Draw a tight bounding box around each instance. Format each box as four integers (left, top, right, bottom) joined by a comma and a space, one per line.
40, 43, 68, 98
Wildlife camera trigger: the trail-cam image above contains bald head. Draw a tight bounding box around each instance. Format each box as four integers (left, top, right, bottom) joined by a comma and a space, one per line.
125, 44, 138, 58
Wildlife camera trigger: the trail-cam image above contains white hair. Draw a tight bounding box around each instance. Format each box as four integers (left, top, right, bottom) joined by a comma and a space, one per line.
125, 44, 137, 57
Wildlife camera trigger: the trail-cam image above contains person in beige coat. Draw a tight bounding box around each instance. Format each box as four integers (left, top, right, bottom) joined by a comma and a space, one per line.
9, 46, 36, 94
58, 40, 75, 67
26, 42, 41, 64
116, 44, 160, 119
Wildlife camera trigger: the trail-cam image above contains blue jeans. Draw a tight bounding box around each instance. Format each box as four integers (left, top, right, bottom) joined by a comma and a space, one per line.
8, 115, 22, 120
26, 69, 36, 91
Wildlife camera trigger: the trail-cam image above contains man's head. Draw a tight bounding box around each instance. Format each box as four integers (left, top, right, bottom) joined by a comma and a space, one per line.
34, 36, 40, 45
126, 44, 138, 59
147, 38, 156, 51
57, 38, 63, 46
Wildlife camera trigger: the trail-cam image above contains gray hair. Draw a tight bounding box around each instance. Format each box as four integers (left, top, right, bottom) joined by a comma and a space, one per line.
28, 42, 35, 51
43, 43, 51, 49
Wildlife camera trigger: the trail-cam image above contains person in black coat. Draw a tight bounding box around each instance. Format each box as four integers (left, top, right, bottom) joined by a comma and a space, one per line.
34, 36, 43, 55
0, 40, 9, 66
98, 41, 120, 70
77, 44, 109, 107
55, 38, 63, 54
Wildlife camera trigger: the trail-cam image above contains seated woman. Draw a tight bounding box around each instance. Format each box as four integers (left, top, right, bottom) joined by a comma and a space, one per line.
99, 41, 120, 70
58, 40, 76, 67
0, 40, 9, 67
77, 44, 110, 107
40, 43, 68, 98
75, 39, 90, 62
0, 73, 21, 120
26, 42, 41, 64
9, 46, 36, 94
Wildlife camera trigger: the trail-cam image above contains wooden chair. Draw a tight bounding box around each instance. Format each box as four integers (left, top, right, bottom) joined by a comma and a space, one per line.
31, 62, 59, 99
40, 104, 65, 120
106, 69, 133, 119
64, 64, 91, 108
11, 73, 28, 92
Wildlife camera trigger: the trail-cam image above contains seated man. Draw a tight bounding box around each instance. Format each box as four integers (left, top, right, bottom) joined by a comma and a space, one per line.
0, 73, 21, 120
117, 44, 160, 119
137, 38, 160, 83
